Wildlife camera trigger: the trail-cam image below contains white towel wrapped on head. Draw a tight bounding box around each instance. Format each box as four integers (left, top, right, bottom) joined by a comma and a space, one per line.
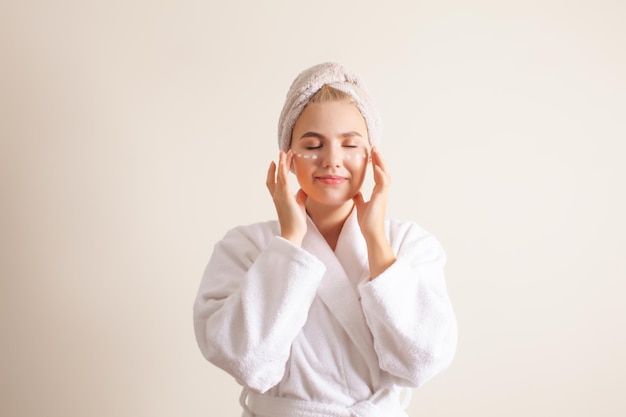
277, 62, 381, 152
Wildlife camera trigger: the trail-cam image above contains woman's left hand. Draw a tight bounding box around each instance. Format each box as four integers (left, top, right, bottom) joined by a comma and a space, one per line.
353, 146, 390, 240
353, 147, 395, 279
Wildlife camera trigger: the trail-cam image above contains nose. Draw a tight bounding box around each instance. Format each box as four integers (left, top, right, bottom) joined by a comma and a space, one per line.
321, 144, 343, 168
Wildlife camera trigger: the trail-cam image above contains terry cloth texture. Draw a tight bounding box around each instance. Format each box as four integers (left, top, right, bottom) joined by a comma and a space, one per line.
277, 62, 381, 152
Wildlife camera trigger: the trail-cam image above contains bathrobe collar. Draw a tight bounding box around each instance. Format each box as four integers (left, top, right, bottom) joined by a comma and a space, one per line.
302, 209, 380, 385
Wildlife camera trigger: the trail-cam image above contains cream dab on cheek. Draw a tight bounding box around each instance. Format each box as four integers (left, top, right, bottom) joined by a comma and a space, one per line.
293, 152, 368, 161
342, 153, 368, 160
294, 153, 319, 160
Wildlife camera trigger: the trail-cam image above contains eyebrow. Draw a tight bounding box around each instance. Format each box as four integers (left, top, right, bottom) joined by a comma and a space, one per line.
299, 131, 363, 140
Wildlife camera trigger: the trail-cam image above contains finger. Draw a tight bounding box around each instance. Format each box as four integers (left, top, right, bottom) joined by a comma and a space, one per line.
353, 191, 365, 208
370, 147, 379, 179
284, 150, 296, 179
288, 149, 296, 173
372, 164, 389, 190
371, 146, 389, 177
295, 188, 308, 207
277, 151, 290, 187
266, 161, 277, 194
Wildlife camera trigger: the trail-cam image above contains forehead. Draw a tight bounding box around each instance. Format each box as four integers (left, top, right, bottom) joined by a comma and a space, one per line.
293, 101, 368, 138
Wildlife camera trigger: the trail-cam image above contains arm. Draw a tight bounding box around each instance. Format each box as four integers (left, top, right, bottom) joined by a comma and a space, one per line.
358, 223, 458, 388
193, 226, 325, 393
194, 150, 319, 392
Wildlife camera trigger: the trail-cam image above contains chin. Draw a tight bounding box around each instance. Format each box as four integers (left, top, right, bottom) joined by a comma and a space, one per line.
302, 185, 360, 207
309, 195, 355, 208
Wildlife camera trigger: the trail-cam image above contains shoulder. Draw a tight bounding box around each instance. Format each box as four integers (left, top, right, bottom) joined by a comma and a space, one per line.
206, 220, 281, 268
219, 220, 281, 248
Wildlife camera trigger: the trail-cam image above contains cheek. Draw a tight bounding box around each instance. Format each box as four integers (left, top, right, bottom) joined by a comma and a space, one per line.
292, 160, 312, 183
291, 159, 304, 175
348, 159, 368, 179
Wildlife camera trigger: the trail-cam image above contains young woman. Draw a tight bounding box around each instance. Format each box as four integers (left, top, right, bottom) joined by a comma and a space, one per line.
193, 62, 457, 417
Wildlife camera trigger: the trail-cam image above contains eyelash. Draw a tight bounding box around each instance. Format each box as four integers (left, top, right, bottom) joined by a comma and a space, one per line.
305, 145, 358, 150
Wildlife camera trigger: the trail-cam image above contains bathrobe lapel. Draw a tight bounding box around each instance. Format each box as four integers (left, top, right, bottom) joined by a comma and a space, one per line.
332, 209, 370, 286
302, 210, 380, 383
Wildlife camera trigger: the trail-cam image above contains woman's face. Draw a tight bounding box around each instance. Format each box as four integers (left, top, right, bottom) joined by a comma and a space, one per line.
290, 100, 370, 208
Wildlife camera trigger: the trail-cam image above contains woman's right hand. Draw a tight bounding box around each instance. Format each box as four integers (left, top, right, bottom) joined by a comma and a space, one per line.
266, 150, 308, 246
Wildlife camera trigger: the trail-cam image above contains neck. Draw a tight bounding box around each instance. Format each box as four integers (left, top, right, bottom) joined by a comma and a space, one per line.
306, 200, 354, 250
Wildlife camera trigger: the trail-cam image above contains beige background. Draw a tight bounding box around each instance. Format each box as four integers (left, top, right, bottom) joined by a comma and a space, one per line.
2, 0, 625, 416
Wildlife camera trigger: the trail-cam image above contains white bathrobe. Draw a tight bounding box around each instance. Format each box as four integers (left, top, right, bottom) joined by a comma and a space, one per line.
193, 209, 457, 417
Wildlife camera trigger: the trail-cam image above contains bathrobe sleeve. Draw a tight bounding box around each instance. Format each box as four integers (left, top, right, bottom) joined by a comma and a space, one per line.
358, 221, 458, 388
193, 223, 326, 393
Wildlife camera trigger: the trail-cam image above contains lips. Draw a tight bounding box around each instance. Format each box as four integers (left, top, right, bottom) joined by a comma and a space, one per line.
316, 175, 347, 185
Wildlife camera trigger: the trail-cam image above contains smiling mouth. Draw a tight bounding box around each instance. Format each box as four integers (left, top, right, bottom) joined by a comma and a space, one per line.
316, 175, 347, 185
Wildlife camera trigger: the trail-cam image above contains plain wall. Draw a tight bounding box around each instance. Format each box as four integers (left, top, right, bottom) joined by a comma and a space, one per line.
2, 0, 625, 416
